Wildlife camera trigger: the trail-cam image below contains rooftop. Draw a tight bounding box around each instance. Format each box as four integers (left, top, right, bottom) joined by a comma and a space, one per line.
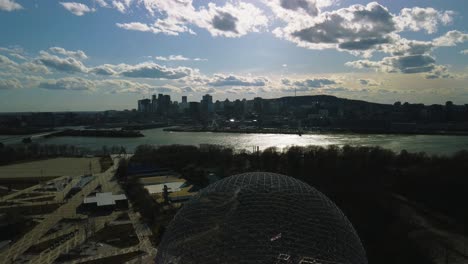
84, 192, 127, 207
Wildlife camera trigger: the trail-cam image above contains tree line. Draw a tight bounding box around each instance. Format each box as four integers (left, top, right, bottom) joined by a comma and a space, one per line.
129, 144, 468, 264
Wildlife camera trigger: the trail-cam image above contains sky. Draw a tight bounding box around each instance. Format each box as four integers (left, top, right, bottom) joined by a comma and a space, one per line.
0, 0, 467, 112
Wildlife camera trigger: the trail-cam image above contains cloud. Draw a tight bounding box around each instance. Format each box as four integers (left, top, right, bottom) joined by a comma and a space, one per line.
345, 54, 455, 79
155, 55, 189, 61
263, 0, 334, 23
0, 78, 22, 89
39, 77, 96, 91
36, 51, 88, 73
273, 2, 396, 54
212, 11, 238, 33
278, 0, 319, 16
0, 0, 23, 11
49, 47, 88, 60
282, 77, 338, 91
196, 2, 268, 37
380, 36, 434, 56
95, 0, 108, 7
116, 22, 152, 32
119, 62, 197, 79
208, 74, 268, 87
118, 1, 268, 37
346, 54, 437, 74
99, 79, 157, 93
424, 65, 453, 79
395, 7, 454, 34
22, 62, 51, 74
433, 30, 468, 47
0, 54, 18, 67
461, 50, 468, 55
60, 2, 95, 16
358, 79, 379, 86
89, 64, 117, 76
31, 48, 200, 80
154, 55, 207, 61
112, 0, 131, 13
345, 29, 468, 79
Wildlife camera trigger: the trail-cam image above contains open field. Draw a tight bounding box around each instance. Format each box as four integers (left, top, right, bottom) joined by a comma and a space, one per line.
0, 158, 101, 180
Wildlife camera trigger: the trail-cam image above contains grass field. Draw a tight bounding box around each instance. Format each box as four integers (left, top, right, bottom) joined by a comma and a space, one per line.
0, 158, 102, 180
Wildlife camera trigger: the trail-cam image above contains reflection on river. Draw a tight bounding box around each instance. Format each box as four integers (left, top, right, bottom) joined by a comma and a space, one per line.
2, 128, 468, 155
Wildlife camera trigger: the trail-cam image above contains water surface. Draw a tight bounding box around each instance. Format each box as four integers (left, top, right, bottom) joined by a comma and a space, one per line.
3, 128, 467, 155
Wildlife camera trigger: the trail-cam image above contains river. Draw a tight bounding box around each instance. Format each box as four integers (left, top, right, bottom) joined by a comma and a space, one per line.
2, 128, 468, 155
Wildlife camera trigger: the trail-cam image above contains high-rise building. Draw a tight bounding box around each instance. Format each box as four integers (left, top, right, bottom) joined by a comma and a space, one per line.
201, 94, 214, 114
180, 96, 189, 112
152, 94, 158, 112
137, 99, 151, 112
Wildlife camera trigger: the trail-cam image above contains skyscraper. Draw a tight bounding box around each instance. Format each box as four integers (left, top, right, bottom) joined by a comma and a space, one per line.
201, 94, 214, 114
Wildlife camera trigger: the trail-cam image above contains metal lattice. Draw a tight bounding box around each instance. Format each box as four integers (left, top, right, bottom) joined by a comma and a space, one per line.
155, 172, 367, 264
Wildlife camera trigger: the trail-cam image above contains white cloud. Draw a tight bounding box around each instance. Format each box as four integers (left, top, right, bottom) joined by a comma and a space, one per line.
0, 0, 23, 11
112, 0, 132, 13
118, 1, 268, 37
395, 7, 455, 34
0, 54, 18, 67
60, 2, 96, 16
95, 0, 108, 7
461, 50, 468, 55
49, 47, 88, 60
116, 22, 152, 32
117, 62, 198, 79
433, 30, 468, 47
154, 55, 207, 61
35, 51, 88, 73
195, 2, 268, 37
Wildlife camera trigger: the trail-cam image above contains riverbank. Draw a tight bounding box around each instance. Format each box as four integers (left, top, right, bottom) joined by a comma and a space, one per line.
0, 127, 54, 135
164, 126, 468, 136
44, 129, 144, 138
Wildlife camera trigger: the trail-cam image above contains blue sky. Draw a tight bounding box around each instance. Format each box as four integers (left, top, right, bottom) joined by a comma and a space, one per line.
0, 0, 467, 111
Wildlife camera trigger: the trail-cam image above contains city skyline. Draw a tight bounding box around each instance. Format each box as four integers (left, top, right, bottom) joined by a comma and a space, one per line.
0, 0, 467, 111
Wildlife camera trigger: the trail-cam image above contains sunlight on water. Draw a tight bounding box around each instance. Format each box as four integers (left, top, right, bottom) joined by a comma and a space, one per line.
5, 128, 465, 155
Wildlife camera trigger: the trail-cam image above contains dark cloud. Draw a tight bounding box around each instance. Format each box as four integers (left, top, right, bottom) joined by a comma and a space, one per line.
293, 78, 337, 88
289, 2, 396, 50
212, 12, 238, 33
280, 0, 318, 16
339, 37, 390, 50
393, 54, 435, 73
347, 54, 440, 75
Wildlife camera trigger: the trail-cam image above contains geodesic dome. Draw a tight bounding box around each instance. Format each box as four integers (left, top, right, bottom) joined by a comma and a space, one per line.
155, 172, 367, 264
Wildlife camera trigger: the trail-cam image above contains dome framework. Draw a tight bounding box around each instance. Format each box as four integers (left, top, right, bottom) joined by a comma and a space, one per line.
155, 172, 367, 264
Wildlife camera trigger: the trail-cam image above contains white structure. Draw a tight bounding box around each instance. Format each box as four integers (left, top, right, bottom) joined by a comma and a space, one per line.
84, 192, 128, 210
